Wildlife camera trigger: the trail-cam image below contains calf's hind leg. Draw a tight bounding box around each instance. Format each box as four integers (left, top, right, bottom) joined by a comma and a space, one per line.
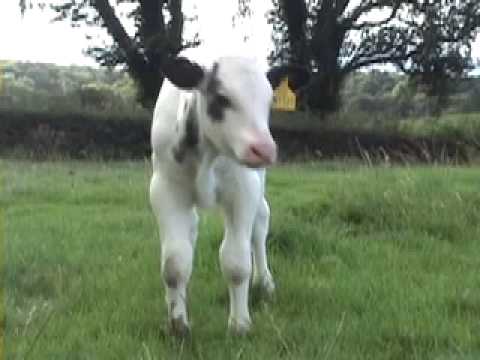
149, 173, 198, 337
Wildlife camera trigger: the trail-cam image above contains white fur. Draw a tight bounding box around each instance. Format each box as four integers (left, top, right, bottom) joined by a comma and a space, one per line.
149, 55, 276, 335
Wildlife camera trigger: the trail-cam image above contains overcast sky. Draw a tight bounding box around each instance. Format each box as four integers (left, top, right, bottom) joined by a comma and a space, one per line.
0, 1, 479, 69
0, 0, 274, 67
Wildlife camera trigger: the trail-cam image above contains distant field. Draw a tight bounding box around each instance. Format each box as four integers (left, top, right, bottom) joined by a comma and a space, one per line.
2, 160, 480, 359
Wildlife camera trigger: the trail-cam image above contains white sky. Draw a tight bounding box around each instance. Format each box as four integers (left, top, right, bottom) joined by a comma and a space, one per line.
0, 0, 274, 68
0, 1, 479, 69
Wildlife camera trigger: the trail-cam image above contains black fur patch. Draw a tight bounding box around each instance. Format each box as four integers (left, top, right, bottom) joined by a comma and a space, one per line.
172, 97, 199, 163
184, 105, 199, 147
163, 56, 204, 89
206, 62, 232, 122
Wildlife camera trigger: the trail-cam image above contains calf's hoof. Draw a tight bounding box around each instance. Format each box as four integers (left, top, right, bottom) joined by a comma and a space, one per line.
228, 317, 251, 336
168, 316, 191, 338
253, 274, 276, 300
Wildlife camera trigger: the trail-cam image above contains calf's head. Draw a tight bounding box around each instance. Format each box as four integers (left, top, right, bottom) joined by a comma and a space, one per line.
163, 56, 309, 168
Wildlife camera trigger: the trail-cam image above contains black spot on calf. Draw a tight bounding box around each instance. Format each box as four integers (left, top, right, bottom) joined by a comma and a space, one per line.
184, 105, 199, 147
206, 62, 232, 122
172, 97, 199, 163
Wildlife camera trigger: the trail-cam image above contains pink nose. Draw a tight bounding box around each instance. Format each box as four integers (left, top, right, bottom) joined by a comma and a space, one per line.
244, 135, 277, 167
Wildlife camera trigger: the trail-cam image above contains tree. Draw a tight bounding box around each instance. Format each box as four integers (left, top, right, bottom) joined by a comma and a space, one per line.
20, 0, 200, 108
268, 0, 480, 113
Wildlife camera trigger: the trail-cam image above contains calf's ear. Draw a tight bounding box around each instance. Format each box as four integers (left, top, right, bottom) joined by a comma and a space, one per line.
163, 57, 205, 89
267, 65, 310, 91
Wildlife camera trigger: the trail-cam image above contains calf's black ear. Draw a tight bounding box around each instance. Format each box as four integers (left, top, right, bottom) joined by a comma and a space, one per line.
163, 57, 205, 89
267, 65, 310, 91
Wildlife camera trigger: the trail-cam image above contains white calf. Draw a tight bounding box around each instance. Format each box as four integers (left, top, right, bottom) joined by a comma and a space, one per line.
149, 54, 308, 336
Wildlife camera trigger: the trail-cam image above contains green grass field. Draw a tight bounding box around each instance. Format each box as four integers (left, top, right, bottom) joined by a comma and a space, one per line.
1, 160, 480, 359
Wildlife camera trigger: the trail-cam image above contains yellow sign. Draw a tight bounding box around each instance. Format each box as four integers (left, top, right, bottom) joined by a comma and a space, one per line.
272, 76, 296, 111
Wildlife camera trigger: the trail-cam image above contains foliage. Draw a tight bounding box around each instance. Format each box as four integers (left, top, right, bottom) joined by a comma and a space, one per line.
268, 0, 480, 112
0, 61, 148, 116
3, 161, 480, 359
4, 105, 480, 162
3, 60, 480, 121
456, 78, 480, 113
20, 0, 200, 108
0, 109, 150, 159
2, 61, 480, 162
396, 112, 480, 141
340, 70, 480, 118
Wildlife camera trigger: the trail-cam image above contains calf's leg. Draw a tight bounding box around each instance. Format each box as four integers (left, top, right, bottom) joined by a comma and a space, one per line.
219, 173, 261, 335
252, 197, 275, 297
149, 172, 198, 337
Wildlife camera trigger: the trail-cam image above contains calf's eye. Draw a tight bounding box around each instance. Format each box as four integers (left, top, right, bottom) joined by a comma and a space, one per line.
207, 94, 232, 122
215, 94, 231, 108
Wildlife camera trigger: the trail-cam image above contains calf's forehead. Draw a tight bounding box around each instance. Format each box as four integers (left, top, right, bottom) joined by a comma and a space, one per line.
215, 58, 273, 100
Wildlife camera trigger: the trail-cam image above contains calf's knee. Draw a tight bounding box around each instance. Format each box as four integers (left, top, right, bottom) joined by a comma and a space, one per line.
162, 253, 190, 288
220, 246, 251, 285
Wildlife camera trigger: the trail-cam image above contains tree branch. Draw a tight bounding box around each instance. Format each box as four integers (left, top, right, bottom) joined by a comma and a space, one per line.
350, 1, 401, 30
343, 49, 418, 72
138, 0, 165, 45
167, 0, 183, 53
279, 0, 309, 65
335, 0, 351, 16
342, 0, 403, 28
94, 0, 148, 73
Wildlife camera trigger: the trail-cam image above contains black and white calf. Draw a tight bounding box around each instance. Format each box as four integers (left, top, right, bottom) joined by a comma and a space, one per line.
149, 54, 308, 336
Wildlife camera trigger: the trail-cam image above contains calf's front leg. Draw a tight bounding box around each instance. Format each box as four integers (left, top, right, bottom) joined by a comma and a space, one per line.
150, 173, 198, 337
219, 175, 261, 335
220, 223, 253, 335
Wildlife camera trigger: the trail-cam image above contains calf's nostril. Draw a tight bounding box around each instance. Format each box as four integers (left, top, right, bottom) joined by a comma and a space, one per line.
243, 133, 277, 165
250, 145, 263, 158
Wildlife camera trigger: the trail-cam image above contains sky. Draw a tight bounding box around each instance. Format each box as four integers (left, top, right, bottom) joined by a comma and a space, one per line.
0, 1, 479, 70
0, 0, 274, 68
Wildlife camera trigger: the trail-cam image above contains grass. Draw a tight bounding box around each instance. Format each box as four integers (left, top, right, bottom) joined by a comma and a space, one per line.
1, 159, 480, 359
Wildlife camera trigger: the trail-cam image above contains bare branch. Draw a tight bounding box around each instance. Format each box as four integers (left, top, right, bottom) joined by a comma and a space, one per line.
350, 1, 401, 30
279, 0, 309, 65
344, 49, 418, 72
342, 0, 403, 28
335, 0, 351, 16
94, 0, 148, 71
138, 0, 166, 43
167, 0, 183, 52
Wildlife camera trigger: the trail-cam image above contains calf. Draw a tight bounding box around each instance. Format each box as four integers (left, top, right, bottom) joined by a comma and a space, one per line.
149, 54, 307, 336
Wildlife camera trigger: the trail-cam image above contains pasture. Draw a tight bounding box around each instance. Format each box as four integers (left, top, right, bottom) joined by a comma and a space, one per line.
2, 160, 480, 359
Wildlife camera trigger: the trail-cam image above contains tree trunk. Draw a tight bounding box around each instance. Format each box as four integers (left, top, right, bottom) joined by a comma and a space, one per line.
134, 0, 185, 109
279, 0, 309, 66
303, 9, 346, 112
94, 0, 185, 109
303, 71, 343, 112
